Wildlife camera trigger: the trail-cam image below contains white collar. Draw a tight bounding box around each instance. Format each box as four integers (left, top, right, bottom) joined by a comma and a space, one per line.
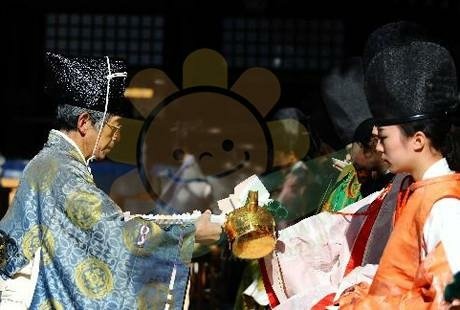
422, 158, 453, 180
51, 129, 87, 165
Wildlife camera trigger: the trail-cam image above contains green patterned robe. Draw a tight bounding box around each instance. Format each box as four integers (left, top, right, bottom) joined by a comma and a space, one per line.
321, 164, 362, 212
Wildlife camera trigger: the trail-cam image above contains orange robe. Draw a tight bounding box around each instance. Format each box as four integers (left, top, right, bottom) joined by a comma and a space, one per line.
341, 173, 460, 309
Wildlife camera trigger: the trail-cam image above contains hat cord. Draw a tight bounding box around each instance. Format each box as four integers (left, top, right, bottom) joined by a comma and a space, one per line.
86, 56, 127, 166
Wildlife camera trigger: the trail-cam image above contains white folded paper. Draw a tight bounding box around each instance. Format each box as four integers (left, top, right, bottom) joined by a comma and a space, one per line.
217, 174, 271, 214
124, 174, 269, 225
123, 210, 226, 225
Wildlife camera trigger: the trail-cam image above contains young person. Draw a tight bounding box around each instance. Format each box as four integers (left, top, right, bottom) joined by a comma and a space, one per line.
340, 40, 460, 309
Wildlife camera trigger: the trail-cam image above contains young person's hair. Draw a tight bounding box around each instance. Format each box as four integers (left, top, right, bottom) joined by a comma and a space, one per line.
399, 118, 460, 171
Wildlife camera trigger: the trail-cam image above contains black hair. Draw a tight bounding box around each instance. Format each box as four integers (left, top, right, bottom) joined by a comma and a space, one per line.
399, 118, 460, 171
352, 118, 376, 151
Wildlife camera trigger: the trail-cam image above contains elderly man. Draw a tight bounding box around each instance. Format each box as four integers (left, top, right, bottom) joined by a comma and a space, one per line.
0, 52, 222, 309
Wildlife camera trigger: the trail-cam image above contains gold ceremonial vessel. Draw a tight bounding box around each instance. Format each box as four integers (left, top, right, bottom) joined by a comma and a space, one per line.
223, 191, 276, 259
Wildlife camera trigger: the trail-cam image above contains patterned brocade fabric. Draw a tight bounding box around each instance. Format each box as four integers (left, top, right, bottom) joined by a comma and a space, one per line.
321, 165, 362, 213
0, 130, 196, 309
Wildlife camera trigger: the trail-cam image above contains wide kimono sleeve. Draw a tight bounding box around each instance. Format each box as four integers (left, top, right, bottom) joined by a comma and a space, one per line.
260, 191, 381, 309
1, 155, 196, 309
340, 198, 460, 309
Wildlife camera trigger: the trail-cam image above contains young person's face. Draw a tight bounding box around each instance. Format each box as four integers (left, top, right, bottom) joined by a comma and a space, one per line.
376, 125, 413, 174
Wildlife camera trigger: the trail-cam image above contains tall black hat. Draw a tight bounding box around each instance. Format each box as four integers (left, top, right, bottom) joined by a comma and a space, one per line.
45, 52, 128, 114
321, 57, 372, 144
363, 21, 430, 72
365, 41, 458, 126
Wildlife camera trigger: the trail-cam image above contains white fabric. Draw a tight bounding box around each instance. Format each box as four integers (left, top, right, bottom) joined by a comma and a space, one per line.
273, 265, 379, 309
0, 248, 41, 309
243, 279, 269, 306
422, 158, 460, 274
52, 129, 86, 164
334, 264, 378, 300
53, 129, 92, 175
217, 174, 271, 214
264, 190, 382, 309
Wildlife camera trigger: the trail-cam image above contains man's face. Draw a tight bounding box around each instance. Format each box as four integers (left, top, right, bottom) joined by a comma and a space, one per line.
350, 143, 374, 184
91, 116, 122, 160
350, 127, 382, 183
276, 173, 307, 212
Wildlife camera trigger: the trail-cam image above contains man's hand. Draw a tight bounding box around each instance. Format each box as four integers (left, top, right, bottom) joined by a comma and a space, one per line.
195, 210, 223, 245
332, 157, 349, 172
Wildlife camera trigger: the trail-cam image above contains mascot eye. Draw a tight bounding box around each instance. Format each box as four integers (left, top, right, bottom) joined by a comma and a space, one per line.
172, 148, 185, 161
222, 139, 234, 152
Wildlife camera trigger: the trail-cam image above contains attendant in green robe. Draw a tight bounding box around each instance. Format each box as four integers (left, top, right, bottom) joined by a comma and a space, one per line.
321, 119, 388, 213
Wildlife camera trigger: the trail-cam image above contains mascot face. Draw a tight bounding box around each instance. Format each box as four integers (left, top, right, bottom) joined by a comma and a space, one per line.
140, 89, 272, 189
109, 49, 309, 210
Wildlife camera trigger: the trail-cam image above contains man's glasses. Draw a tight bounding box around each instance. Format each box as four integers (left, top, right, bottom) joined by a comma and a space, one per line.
104, 122, 122, 136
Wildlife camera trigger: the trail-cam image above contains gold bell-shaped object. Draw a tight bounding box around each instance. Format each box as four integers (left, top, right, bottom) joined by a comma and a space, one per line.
224, 190, 276, 259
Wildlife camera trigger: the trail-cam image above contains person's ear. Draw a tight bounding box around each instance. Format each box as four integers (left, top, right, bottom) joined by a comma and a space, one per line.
411, 131, 426, 152
76, 113, 93, 136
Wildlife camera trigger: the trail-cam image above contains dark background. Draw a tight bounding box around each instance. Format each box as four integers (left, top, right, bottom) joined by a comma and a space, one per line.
1, 0, 459, 157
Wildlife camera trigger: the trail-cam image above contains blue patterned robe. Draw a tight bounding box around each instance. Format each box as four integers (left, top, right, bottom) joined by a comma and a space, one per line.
0, 130, 196, 309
